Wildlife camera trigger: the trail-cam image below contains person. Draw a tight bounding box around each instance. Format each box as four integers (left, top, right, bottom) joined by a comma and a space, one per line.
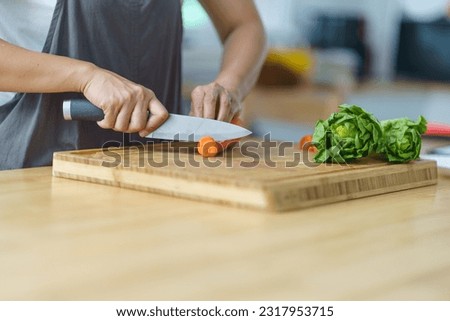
0, 0, 267, 170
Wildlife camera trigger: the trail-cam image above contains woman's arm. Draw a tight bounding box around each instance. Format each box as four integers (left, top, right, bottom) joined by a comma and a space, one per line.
190, 0, 268, 121
0, 39, 168, 137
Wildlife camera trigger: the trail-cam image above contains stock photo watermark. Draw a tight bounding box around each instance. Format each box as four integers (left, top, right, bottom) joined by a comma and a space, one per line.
99, 134, 348, 169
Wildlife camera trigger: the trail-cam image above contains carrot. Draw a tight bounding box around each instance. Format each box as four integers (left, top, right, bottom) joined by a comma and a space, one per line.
299, 134, 317, 153
197, 117, 245, 157
197, 136, 219, 157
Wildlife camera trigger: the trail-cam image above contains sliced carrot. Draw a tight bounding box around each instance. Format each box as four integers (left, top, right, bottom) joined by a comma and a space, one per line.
299, 134, 317, 153
197, 136, 219, 157
197, 117, 245, 157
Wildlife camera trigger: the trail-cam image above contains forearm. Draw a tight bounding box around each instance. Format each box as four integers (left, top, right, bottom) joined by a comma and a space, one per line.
215, 21, 267, 101
0, 39, 94, 94
0, 39, 169, 135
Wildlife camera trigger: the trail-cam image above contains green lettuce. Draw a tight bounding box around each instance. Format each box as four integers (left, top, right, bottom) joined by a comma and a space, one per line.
380, 116, 427, 163
313, 104, 383, 163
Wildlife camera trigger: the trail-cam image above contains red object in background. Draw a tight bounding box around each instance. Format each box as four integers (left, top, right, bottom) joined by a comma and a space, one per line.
424, 122, 450, 137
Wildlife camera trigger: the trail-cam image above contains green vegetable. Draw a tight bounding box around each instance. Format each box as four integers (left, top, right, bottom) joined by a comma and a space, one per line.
313, 104, 383, 163
380, 116, 427, 163
312, 104, 428, 164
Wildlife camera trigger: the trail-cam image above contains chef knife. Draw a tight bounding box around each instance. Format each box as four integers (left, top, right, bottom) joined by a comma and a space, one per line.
63, 99, 251, 142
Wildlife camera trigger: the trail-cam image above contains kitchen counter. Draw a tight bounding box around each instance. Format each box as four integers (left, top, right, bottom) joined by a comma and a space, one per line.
1, 159, 450, 300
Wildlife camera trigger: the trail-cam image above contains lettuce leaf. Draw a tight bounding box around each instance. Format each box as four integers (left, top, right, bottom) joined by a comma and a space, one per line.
380, 116, 427, 163
313, 104, 383, 163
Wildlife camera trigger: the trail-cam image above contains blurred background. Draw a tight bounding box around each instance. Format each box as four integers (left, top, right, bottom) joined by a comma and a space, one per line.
181, 0, 450, 143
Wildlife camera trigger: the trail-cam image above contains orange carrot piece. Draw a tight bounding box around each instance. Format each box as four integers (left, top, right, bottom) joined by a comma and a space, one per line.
197, 136, 219, 157
299, 134, 317, 153
197, 117, 245, 157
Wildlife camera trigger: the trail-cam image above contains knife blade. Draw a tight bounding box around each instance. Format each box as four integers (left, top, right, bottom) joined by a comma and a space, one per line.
63, 99, 252, 142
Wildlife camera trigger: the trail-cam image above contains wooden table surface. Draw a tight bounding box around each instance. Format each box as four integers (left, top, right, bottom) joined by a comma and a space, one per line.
1, 164, 450, 300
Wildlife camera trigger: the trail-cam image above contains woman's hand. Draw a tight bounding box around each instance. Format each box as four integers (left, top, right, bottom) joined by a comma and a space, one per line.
189, 82, 242, 122
82, 67, 169, 137
0, 39, 169, 137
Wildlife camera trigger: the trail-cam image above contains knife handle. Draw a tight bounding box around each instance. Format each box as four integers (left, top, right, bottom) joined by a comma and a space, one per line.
63, 99, 105, 121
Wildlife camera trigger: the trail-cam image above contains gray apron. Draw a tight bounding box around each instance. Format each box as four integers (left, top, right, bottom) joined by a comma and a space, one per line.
0, 0, 182, 170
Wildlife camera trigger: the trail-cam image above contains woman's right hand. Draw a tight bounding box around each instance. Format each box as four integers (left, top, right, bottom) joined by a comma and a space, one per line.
81, 66, 169, 137
0, 39, 167, 137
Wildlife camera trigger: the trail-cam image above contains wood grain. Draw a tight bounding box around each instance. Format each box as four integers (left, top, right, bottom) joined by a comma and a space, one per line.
0, 167, 449, 300
52, 142, 438, 211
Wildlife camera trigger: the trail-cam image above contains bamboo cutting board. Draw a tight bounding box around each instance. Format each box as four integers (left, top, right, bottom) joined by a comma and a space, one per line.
52, 142, 438, 211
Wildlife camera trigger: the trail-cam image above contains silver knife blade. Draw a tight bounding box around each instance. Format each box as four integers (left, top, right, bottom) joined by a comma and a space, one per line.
63, 99, 252, 142
146, 114, 252, 142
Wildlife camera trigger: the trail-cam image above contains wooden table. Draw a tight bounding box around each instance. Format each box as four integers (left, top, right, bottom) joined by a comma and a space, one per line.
1, 164, 450, 300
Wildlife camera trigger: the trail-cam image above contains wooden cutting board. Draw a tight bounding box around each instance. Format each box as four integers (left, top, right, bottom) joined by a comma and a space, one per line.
52, 141, 438, 211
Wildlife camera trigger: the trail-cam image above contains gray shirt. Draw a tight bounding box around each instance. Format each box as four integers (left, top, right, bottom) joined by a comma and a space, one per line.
0, 0, 183, 170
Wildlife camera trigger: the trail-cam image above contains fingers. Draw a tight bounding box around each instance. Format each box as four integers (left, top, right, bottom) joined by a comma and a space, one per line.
190, 86, 205, 117
139, 96, 169, 137
203, 85, 219, 119
190, 82, 241, 122
114, 102, 135, 132
99, 96, 168, 137
97, 93, 147, 133
84, 68, 168, 134
217, 91, 232, 122
128, 99, 148, 133
97, 103, 121, 130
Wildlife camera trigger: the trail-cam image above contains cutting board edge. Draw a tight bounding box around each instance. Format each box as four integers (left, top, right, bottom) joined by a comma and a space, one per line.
266, 162, 438, 211
52, 158, 274, 211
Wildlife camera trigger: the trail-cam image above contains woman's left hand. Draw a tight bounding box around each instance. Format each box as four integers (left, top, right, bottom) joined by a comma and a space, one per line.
189, 82, 242, 122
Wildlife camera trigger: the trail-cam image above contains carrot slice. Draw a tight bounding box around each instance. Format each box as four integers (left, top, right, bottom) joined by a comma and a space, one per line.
197, 117, 245, 157
299, 134, 317, 153
197, 136, 219, 157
